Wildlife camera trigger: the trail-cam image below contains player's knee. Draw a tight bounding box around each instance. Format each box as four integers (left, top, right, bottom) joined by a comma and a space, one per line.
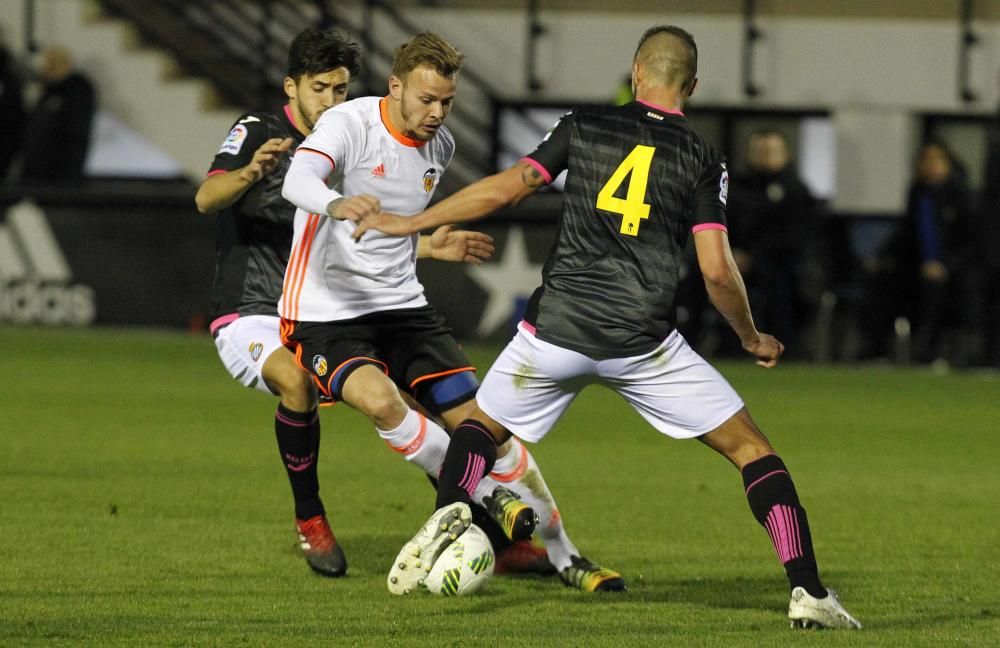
368, 396, 408, 429
701, 408, 775, 468
281, 373, 318, 411
356, 383, 408, 428
264, 360, 316, 409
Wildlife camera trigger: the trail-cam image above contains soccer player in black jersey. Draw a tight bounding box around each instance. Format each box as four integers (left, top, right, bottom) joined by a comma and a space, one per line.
361, 26, 861, 628
194, 28, 498, 578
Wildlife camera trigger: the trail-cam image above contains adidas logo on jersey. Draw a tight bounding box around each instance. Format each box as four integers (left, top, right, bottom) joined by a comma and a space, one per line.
371, 163, 386, 178
0, 200, 96, 326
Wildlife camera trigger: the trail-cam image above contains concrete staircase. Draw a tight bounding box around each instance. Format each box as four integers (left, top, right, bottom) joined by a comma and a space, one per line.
1, 0, 242, 181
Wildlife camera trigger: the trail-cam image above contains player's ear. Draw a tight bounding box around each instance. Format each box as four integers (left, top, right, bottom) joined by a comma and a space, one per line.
687, 77, 698, 98
388, 74, 403, 100
283, 76, 297, 101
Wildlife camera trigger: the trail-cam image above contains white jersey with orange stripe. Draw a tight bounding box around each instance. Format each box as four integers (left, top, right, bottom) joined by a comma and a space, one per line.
278, 95, 454, 323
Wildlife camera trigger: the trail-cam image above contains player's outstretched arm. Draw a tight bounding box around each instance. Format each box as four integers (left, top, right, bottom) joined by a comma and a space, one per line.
354, 160, 546, 240
694, 228, 784, 368
195, 137, 293, 213
416, 226, 495, 264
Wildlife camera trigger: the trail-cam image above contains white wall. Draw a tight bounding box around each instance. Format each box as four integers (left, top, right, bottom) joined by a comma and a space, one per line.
5, 2, 1000, 208
357, 8, 1000, 110
336, 7, 1000, 211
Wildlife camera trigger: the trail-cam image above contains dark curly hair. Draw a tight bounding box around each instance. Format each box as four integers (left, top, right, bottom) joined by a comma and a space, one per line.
287, 27, 361, 80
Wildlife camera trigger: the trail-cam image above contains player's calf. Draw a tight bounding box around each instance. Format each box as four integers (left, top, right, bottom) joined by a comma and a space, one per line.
434, 419, 500, 509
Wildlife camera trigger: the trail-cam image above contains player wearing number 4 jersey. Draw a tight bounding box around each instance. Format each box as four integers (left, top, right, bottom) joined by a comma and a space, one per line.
279, 32, 614, 594
359, 26, 861, 628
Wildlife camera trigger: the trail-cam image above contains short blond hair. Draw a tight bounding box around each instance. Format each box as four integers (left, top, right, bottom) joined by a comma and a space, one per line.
391, 32, 463, 79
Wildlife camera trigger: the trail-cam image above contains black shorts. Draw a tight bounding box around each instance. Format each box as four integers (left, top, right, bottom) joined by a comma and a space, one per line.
281, 306, 478, 414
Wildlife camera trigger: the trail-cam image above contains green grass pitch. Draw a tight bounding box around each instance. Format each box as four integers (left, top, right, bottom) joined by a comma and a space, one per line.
1, 326, 998, 646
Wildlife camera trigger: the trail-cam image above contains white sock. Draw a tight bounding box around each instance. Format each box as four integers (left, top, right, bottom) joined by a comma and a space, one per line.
479, 438, 579, 571
377, 408, 449, 478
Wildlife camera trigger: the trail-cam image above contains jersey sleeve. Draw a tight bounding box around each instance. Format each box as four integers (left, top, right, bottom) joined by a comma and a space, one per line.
282, 109, 359, 216
295, 108, 360, 173
206, 113, 270, 176
692, 152, 729, 232
520, 111, 575, 184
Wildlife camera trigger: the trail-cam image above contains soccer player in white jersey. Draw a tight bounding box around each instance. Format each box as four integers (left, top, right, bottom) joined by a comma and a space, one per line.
196, 28, 505, 579
279, 33, 621, 594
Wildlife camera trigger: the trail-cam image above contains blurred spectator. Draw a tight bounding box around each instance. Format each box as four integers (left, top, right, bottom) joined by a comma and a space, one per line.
727, 130, 820, 356
19, 47, 95, 182
0, 43, 25, 180
980, 112, 1000, 368
860, 141, 979, 364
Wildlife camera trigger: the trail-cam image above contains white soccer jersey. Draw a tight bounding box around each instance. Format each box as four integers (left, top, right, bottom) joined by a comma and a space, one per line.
278, 96, 454, 322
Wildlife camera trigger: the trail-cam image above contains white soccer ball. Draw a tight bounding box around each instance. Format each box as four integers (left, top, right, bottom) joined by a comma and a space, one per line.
423, 523, 495, 596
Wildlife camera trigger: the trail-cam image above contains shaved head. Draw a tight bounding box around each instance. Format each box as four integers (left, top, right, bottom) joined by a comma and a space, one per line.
633, 26, 698, 94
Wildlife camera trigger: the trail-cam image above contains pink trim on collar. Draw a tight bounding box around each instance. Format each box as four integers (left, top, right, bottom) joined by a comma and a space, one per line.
284, 104, 300, 131
637, 99, 684, 116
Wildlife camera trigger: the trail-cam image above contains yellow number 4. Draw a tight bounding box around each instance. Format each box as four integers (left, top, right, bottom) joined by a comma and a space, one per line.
596, 144, 655, 237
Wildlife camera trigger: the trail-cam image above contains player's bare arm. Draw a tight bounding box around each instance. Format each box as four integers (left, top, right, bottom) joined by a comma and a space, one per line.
353, 160, 543, 240
195, 137, 293, 213
416, 226, 495, 264
693, 228, 784, 368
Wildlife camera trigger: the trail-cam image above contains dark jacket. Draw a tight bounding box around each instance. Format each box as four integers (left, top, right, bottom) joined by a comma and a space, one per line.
20, 72, 96, 181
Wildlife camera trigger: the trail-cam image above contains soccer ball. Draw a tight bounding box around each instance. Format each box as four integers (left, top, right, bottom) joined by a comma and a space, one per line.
423, 523, 495, 596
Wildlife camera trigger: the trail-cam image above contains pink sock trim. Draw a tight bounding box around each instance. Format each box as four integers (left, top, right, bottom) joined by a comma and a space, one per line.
764, 504, 803, 563
744, 469, 789, 496
457, 453, 486, 497
276, 410, 318, 428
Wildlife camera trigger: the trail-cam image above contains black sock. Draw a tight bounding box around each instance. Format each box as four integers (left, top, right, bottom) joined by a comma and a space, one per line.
742, 454, 826, 598
435, 419, 497, 509
275, 403, 324, 521
426, 474, 510, 552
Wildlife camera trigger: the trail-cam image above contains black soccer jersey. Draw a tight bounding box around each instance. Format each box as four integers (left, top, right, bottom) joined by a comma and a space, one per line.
521, 101, 729, 360
206, 105, 305, 323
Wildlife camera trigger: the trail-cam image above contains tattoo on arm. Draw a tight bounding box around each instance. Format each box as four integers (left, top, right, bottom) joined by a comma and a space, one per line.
519, 162, 546, 189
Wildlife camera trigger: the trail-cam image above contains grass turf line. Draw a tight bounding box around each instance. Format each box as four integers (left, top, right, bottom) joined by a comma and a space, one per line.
0, 326, 998, 645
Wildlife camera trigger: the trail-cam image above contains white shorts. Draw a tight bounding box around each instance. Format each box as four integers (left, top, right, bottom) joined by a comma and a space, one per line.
213, 314, 285, 395
477, 323, 745, 443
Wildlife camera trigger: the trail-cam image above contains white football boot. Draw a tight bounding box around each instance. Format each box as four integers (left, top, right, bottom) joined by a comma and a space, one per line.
788, 587, 862, 629
387, 502, 472, 595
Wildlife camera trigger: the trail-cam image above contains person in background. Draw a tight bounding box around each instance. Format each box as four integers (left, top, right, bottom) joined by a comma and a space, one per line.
977, 113, 1000, 368
862, 141, 979, 364
0, 41, 25, 180
728, 130, 819, 356
19, 47, 95, 182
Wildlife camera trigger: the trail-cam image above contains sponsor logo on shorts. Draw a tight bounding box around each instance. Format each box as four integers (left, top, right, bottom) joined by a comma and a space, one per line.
248, 342, 264, 362
312, 354, 328, 376
423, 168, 436, 193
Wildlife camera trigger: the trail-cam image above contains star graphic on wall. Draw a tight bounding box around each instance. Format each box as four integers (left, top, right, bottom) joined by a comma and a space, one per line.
467, 226, 543, 336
